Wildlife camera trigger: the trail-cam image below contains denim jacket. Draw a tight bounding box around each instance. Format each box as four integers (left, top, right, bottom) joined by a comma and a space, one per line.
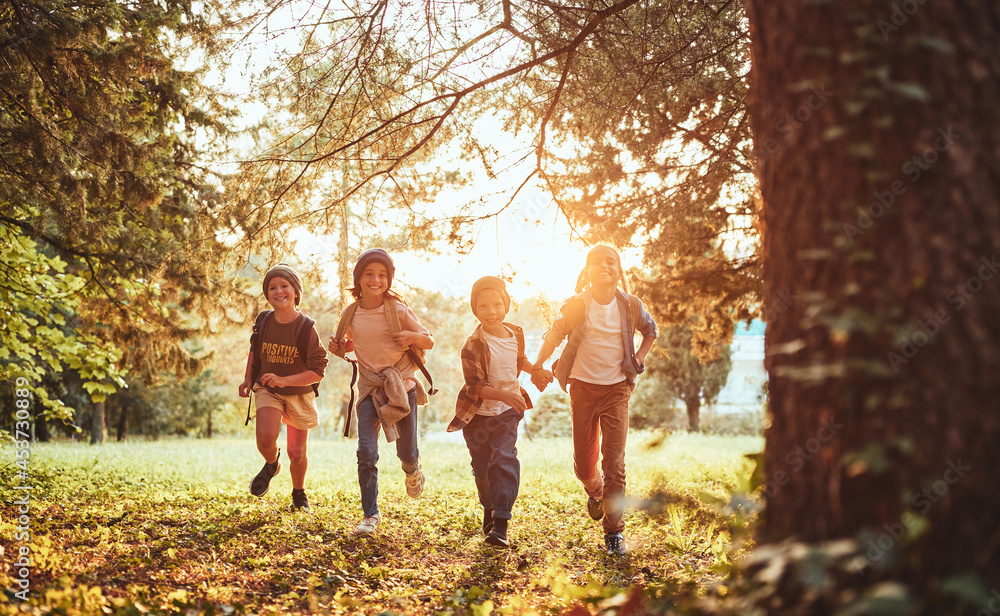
543, 289, 658, 392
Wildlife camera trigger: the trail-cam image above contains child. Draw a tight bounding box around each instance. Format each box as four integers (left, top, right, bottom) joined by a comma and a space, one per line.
239, 263, 328, 511
447, 276, 541, 548
529, 245, 658, 555
329, 248, 434, 535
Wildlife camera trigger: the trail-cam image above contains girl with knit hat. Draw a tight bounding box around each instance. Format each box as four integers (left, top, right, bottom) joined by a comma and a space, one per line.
239, 263, 329, 511
529, 245, 658, 555
446, 276, 543, 548
328, 248, 434, 535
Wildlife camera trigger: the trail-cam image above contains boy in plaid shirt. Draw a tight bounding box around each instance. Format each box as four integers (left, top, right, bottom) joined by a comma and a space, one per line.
447, 276, 548, 548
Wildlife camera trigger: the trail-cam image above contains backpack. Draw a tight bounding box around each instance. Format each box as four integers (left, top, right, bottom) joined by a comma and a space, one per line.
244, 310, 318, 426
551, 293, 644, 378
331, 299, 437, 437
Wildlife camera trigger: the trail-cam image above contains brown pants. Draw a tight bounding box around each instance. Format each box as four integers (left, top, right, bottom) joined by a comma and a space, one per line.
569, 379, 631, 533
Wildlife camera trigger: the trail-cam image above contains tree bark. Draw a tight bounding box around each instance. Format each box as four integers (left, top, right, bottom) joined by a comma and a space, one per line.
33, 397, 50, 442
90, 401, 106, 444
685, 396, 701, 433
746, 0, 1000, 589
116, 403, 128, 441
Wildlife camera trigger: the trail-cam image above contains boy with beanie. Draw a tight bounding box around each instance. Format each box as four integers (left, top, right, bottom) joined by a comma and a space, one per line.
239, 263, 328, 511
447, 276, 544, 548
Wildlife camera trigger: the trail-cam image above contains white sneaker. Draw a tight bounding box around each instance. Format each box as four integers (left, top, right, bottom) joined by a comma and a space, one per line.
405, 466, 425, 498
354, 515, 380, 535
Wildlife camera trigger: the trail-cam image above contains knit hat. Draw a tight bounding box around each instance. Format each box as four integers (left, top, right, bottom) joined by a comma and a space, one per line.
262, 263, 303, 305
353, 248, 395, 290
470, 276, 511, 316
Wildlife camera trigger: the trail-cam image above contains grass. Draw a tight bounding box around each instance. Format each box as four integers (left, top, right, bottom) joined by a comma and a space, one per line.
0, 431, 762, 615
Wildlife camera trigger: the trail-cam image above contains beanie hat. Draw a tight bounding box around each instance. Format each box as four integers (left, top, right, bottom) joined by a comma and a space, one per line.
262, 263, 303, 305
470, 276, 511, 316
353, 248, 395, 291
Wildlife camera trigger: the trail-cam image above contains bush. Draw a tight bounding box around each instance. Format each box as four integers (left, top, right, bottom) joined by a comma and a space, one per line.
524, 389, 572, 437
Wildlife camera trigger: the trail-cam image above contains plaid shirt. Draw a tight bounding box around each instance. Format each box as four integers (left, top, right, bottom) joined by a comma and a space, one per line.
447, 322, 534, 432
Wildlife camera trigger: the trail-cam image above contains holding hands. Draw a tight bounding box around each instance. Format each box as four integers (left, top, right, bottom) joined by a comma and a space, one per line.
530, 366, 553, 392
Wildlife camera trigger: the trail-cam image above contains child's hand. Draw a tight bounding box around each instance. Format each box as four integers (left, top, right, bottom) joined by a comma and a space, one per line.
328, 335, 353, 354
259, 373, 286, 389
238, 379, 253, 398
530, 368, 553, 391
392, 331, 419, 347
502, 391, 528, 413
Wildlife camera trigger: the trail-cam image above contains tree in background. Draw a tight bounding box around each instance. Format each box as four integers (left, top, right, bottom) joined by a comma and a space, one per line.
0, 1, 241, 433
210, 0, 758, 356
633, 320, 732, 432
741, 0, 1000, 608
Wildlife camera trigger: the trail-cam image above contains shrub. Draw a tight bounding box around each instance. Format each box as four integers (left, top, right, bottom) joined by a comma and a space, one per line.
524, 389, 572, 438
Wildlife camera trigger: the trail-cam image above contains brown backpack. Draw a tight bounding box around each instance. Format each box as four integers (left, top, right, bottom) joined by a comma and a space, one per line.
332, 300, 437, 437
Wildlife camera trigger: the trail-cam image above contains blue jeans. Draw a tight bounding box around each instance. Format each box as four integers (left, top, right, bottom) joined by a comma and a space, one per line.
356, 389, 419, 518
462, 410, 521, 520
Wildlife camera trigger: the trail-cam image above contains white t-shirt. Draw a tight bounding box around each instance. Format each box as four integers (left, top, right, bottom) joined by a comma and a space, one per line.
478, 327, 521, 416
569, 298, 627, 385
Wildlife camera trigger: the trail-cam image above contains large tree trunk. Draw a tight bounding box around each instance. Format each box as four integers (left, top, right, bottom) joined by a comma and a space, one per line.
90, 401, 106, 444
747, 0, 1000, 592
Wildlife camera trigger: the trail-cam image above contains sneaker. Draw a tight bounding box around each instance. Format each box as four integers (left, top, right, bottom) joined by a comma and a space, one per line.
604, 532, 627, 556
250, 450, 281, 497
405, 465, 425, 498
587, 497, 604, 521
485, 518, 509, 549
291, 489, 310, 511
482, 508, 494, 537
354, 515, 381, 535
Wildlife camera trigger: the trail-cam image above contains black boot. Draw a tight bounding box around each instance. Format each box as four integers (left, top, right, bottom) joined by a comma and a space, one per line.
486, 517, 509, 548
483, 508, 494, 536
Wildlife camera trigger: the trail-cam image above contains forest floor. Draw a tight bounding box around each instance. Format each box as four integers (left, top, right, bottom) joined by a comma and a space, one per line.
0, 431, 761, 615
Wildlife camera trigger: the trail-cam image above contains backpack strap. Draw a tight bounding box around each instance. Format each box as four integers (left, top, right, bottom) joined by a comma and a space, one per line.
384, 299, 437, 396
332, 302, 361, 438
245, 310, 274, 426
627, 294, 641, 334
294, 315, 319, 396
332, 302, 360, 358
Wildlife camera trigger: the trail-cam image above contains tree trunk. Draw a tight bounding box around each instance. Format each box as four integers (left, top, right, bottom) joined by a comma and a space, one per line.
684, 395, 701, 433
206, 408, 213, 439
33, 397, 50, 442
116, 404, 128, 441
747, 0, 1000, 591
90, 400, 106, 444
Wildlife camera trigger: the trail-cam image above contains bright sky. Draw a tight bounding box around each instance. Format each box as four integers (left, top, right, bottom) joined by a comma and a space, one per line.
290, 189, 602, 303
210, 2, 646, 304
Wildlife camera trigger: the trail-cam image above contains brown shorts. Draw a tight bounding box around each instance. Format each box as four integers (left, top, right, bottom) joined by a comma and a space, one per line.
252, 384, 319, 430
